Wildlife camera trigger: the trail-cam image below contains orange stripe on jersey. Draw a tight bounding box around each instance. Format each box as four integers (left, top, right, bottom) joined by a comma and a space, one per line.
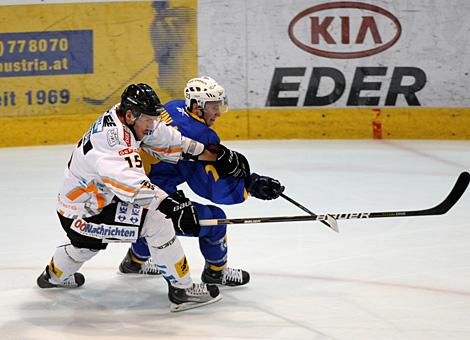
66, 182, 105, 209
66, 187, 87, 201
102, 178, 136, 194
150, 146, 183, 154
95, 185, 105, 208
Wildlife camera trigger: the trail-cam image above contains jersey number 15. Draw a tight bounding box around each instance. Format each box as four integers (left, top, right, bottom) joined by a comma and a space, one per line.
125, 154, 143, 168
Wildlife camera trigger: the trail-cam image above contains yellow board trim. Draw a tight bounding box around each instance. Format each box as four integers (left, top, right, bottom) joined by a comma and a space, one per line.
0, 113, 97, 147
1, 107, 470, 147
213, 107, 470, 140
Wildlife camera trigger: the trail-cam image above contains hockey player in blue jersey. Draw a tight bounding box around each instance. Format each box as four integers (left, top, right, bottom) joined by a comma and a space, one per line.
118, 76, 284, 286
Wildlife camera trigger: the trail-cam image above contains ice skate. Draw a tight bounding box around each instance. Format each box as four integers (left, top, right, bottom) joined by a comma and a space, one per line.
201, 264, 250, 287
118, 250, 161, 276
169, 282, 222, 312
36, 266, 85, 289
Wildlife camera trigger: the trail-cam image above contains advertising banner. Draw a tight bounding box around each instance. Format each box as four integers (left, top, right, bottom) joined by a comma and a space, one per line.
0, 0, 197, 146
199, 0, 470, 139
2, 0, 469, 145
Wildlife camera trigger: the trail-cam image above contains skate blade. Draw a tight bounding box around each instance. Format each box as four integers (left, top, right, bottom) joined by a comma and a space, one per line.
170, 294, 223, 312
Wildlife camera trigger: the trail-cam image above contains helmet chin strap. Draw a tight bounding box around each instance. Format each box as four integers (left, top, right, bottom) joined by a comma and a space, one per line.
197, 105, 209, 126
127, 123, 140, 140
125, 113, 141, 141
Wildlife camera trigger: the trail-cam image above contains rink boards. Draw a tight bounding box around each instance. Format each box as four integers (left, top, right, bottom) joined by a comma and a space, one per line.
0, 0, 469, 146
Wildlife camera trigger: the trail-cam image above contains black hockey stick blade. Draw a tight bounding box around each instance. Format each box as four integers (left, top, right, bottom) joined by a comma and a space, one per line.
370, 170, 470, 218
199, 172, 469, 226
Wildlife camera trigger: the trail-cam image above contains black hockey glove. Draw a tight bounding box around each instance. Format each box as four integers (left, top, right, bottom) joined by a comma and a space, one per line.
209, 144, 250, 178
157, 191, 201, 236
247, 173, 285, 200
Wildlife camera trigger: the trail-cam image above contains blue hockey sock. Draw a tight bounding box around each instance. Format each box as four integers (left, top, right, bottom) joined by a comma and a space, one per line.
130, 237, 151, 262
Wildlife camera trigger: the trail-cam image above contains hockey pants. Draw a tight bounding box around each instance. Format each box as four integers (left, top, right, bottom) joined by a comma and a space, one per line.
131, 202, 228, 268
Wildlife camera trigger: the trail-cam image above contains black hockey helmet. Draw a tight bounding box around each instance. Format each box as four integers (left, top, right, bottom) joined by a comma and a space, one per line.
120, 83, 165, 118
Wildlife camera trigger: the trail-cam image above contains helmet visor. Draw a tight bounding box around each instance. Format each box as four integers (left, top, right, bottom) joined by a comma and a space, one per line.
203, 98, 228, 113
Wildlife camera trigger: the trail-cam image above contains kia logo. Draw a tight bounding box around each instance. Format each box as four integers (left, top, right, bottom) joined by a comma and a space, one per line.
288, 2, 402, 59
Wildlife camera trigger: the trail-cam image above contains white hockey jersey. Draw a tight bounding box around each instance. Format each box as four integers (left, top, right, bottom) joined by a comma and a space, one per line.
57, 104, 188, 219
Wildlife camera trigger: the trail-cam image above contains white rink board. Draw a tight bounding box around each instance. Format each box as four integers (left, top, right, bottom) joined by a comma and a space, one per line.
198, 0, 470, 109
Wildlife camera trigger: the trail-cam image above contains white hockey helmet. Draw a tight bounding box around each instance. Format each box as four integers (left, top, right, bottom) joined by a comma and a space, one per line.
184, 76, 228, 112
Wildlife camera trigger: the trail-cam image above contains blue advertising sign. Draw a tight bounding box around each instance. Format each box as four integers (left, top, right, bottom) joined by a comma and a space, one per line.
0, 30, 93, 77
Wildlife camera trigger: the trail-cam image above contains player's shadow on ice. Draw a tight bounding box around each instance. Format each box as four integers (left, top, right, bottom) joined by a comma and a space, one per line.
11, 276, 219, 338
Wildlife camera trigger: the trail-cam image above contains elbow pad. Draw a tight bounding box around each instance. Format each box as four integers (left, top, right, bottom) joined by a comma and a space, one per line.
181, 137, 205, 160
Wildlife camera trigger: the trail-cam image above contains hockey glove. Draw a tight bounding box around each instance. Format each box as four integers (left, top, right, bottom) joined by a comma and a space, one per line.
157, 191, 201, 236
209, 144, 250, 179
247, 173, 285, 200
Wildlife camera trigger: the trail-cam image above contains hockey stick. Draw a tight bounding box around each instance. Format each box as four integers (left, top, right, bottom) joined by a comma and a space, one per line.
199, 171, 470, 226
82, 60, 154, 105
279, 193, 339, 232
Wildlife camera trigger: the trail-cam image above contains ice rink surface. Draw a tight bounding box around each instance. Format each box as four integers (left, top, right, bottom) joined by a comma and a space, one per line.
0, 139, 469, 340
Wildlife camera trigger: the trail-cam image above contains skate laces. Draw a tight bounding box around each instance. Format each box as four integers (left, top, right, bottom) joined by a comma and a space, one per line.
56, 275, 79, 287
188, 283, 209, 296
222, 267, 243, 284
140, 258, 160, 275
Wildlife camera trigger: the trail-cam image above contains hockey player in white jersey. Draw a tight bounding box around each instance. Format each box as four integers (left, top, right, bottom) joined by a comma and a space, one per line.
36, 83, 249, 312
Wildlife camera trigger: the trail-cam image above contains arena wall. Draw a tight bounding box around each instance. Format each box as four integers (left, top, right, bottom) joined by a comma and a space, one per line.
1, 0, 469, 147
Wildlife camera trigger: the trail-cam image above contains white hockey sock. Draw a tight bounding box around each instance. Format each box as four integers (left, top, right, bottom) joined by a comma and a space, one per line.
48, 244, 98, 283
142, 210, 193, 288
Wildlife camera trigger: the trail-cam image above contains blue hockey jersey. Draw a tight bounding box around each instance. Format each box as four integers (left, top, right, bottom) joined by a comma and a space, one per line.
142, 99, 247, 204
